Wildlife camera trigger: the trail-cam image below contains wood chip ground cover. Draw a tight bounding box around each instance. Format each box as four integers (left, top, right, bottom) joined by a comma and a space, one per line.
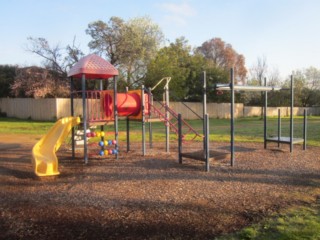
0, 134, 319, 239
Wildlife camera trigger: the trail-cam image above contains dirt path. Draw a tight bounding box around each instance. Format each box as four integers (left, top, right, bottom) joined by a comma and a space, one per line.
1, 134, 320, 239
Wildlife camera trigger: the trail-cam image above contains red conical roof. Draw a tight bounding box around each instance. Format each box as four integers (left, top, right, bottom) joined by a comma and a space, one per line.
67, 54, 118, 79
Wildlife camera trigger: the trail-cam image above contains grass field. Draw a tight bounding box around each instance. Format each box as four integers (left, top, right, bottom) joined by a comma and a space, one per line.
1, 116, 319, 146
0, 116, 319, 239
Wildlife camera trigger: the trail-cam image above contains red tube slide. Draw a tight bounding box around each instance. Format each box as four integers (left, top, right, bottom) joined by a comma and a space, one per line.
104, 92, 142, 117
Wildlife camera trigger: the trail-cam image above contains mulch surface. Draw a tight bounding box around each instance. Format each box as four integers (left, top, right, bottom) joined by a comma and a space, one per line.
1, 134, 320, 239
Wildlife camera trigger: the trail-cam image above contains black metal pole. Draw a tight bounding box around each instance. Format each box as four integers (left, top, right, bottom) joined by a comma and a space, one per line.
148, 87, 153, 149
82, 74, 88, 164
99, 80, 104, 152
264, 77, 267, 149
114, 76, 119, 159
178, 113, 182, 164
70, 77, 75, 159
125, 87, 130, 152
278, 109, 282, 148
205, 114, 210, 172
126, 117, 130, 152
203, 71, 207, 152
290, 75, 294, 153
142, 86, 146, 156
165, 82, 169, 153
230, 68, 235, 166
303, 109, 307, 150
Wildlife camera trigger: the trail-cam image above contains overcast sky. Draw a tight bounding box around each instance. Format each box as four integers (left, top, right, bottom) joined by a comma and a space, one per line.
1, 0, 319, 79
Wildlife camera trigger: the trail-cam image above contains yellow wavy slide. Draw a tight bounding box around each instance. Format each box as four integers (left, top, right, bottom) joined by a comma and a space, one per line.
32, 116, 80, 177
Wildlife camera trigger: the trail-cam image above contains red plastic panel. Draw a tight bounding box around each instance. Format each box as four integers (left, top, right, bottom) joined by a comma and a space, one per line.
117, 93, 141, 117
104, 92, 141, 117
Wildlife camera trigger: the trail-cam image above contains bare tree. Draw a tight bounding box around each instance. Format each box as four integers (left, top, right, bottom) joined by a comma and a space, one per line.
26, 36, 84, 76
249, 56, 268, 117
250, 55, 268, 85
267, 66, 281, 87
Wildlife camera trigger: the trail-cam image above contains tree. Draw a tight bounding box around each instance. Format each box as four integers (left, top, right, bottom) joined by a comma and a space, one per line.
86, 16, 164, 87
196, 38, 247, 83
11, 67, 69, 98
290, 67, 320, 107
304, 66, 320, 90
144, 37, 192, 101
22, 36, 85, 98
250, 56, 268, 86
184, 59, 230, 103
26, 36, 85, 76
0, 65, 17, 97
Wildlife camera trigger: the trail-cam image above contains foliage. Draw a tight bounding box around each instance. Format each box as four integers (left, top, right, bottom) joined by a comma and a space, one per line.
185, 64, 231, 102
245, 64, 320, 107
0, 65, 17, 97
290, 67, 320, 107
86, 16, 164, 87
144, 37, 243, 103
11, 67, 69, 98
144, 37, 193, 101
196, 38, 247, 83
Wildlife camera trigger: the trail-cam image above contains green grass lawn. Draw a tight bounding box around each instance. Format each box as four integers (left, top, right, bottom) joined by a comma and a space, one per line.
0, 116, 319, 146
0, 117, 55, 135
217, 204, 320, 240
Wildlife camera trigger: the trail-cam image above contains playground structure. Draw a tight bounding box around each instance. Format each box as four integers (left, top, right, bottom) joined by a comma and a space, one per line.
179, 69, 308, 171
68, 55, 202, 164
31, 54, 204, 176
264, 75, 307, 152
214, 69, 307, 166
31, 54, 307, 176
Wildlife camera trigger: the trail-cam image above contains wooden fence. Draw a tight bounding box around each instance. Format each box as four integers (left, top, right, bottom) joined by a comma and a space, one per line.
0, 98, 319, 121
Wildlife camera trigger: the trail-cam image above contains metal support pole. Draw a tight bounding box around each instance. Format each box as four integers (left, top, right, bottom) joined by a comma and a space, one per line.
81, 74, 88, 164
113, 76, 119, 159
165, 82, 170, 153
205, 114, 210, 172
148, 87, 153, 149
263, 77, 267, 149
278, 109, 281, 148
230, 68, 235, 166
142, 86, 146, 156
100, 80, 104, 151
125, 87, 130, 152
178, 113, 182, 164
290, 75, 294, 153
203, 71, 207, 151
126, 117, 130, 152
303, 109, 307, 150
70, 77, 75, 159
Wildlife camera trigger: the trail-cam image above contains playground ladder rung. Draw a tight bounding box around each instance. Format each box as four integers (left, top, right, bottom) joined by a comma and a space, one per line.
150, 102, 203, 139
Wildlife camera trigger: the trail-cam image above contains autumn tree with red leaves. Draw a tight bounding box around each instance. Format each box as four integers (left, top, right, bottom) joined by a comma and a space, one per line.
196, 38, 247, 83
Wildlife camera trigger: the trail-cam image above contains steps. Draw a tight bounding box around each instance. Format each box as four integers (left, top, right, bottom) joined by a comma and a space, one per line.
148, 101, 203, 141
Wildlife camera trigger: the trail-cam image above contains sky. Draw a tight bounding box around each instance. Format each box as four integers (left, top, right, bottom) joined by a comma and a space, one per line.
1, 0, 320, 79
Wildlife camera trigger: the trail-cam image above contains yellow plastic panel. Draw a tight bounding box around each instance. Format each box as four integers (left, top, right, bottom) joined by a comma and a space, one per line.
31, 117, 80, 177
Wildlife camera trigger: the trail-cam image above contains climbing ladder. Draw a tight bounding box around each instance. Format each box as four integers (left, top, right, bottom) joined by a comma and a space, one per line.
148, 100, 203, 141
